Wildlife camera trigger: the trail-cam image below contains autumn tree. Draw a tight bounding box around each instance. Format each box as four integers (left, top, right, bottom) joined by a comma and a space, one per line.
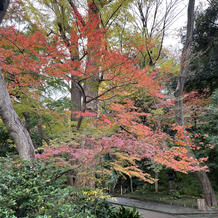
185, 1, 218, 192
174, 0, 217, 207
22, 0, 134, 129
129, 0, 184, 68
0, 0, 211, 190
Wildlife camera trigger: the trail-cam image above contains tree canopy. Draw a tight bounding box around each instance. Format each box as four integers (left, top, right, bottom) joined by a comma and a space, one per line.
0, 0, 217, 212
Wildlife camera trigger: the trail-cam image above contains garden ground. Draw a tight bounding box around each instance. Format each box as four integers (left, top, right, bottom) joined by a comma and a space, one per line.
109, 197, 218, 218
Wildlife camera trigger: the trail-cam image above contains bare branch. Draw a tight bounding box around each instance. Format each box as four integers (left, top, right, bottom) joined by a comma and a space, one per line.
104, 0, 127, 28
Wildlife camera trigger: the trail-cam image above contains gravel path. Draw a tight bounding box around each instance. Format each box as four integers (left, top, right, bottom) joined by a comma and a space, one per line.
108, 197, 218, 218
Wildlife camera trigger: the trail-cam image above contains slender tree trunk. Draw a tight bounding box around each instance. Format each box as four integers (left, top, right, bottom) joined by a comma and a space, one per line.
0, 70, 36, 161
174, 0, 195, 125
130, 177, 133, 193
174, 0, 217, 207
155, 172, 159, 193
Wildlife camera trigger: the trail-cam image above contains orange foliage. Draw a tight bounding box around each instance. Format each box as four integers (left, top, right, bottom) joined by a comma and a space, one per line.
0, 1, 209, 183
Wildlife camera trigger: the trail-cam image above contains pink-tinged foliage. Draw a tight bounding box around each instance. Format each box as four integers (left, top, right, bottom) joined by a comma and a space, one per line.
0, 1, 210, 182
73, 111, 96, 118
37, 101, 209, 180
36, 145, 95, 165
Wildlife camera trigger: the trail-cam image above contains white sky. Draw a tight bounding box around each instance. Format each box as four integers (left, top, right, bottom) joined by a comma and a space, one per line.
164, 0, 209, 52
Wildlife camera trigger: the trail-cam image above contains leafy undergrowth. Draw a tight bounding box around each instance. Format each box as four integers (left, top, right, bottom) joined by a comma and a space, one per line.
123, 191, 203, 208
0, 157, 141, 218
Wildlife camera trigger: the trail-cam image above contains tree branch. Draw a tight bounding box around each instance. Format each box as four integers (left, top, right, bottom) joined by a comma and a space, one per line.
104, 0, 126, 27
67, 0, 86, 26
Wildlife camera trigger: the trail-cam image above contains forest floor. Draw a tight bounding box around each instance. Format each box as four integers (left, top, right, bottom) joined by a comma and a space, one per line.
108, 197, 218, 218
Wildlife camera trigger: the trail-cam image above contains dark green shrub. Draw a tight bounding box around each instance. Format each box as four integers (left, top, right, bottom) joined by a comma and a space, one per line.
0, 157, 119, 218
114, 206, 141, 218
0, 157, 67, 218
0, 127, 17, 157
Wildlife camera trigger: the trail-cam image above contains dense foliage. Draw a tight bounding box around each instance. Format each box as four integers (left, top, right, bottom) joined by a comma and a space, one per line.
0, 157, 142, 218
0, 0, 217, 214
186, 0, 218, 94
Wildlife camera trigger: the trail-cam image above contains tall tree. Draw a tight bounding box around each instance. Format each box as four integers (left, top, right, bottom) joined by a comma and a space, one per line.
22, 0, 132, 129
132, 0, 183, 67
174, 0, 217, 207
0, 0, 36, 161
185, 0, 218, 94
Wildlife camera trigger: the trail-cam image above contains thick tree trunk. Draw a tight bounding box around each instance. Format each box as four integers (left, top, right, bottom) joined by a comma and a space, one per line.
84, 2, 100, 113
71, 76, 81, 122
84, 77, 99, 113
174, 0, 217, 207
0, 69, 36, 161
0, 0, 36, 161
197, 171, 217, 207
68, 1, 100, 129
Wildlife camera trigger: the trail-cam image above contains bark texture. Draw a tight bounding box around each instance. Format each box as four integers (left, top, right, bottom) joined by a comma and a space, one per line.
84, 2, 100, 114
71, 76, 81, 122
0, 70, 36, 161
174, 0, 217, 207
0, 0, 36, 161
197, 171, 217, 207
174, 0, 195, 126
84, 77, 99, 113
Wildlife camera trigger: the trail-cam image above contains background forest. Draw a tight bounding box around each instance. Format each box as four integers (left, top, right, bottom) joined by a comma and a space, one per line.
0, 0, 217, 217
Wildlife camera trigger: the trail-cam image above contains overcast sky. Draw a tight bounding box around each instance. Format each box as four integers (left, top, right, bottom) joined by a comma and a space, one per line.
164, 0, 209, 52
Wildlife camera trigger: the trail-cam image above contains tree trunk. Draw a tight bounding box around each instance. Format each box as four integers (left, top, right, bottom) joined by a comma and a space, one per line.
0, 0, 36, 161
84, 2, 100, 114
197, 171, 217, 207
155, 172, 159, 193
174, 0, 195, 126
174, 0, 217, 207
197, 198, 206, 211
71, 76, 81, 122
168, 169, 176, 193
130, 177, 133, 193
84, 77, 99, 113
0, 69, 36, 161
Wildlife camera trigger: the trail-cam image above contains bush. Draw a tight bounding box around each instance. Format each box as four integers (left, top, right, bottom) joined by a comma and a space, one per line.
114, 206, 141, 218
0, 157, 121, 218
0, 157, 141, 218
